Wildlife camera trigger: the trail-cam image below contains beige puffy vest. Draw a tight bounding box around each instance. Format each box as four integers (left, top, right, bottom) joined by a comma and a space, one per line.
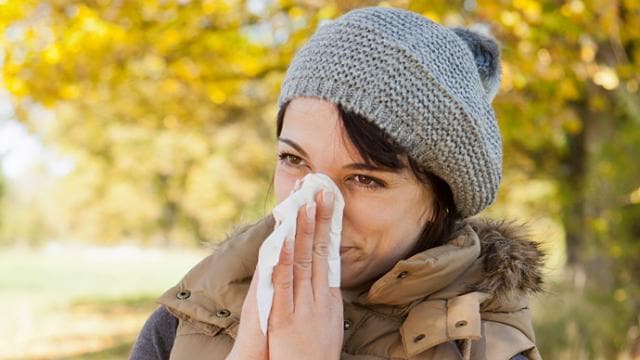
158, 214, 544, 359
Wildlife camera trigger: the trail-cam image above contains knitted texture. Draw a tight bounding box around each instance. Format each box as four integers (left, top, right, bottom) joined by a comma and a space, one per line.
278, 6, 503, 218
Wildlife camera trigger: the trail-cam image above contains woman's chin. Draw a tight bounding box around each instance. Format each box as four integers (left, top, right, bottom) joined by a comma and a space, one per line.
340, 264, 366, 290
340, 276, 358, 290
340, 266, 355, 288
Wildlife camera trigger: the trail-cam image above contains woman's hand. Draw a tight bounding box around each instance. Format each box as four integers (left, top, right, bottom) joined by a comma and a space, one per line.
268, 189, 344, 359
227, 189, 343, 360
226, 178, 308, 360
225, 265, 268, 360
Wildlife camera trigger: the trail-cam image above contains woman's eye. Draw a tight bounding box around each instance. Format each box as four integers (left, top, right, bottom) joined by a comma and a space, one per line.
278, 152, 304, 167
278, 152, 385, 190
352, 174, 385, 189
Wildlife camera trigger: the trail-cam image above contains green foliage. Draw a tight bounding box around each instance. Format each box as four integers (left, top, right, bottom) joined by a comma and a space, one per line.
534, 281, 635, 358
0, 0, 336, 243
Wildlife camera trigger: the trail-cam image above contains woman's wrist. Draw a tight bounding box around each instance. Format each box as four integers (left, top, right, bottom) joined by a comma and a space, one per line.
224, 348, 243, 360
225, 345, 267, 360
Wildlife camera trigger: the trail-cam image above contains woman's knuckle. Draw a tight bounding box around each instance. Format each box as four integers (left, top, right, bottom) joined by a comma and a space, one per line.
302, 223, 315, 236
272, 266, 292, 287
294, 260, 312, 272
319, 209, 332, 221
275, 277, 293, 289
313, 241, 329, 256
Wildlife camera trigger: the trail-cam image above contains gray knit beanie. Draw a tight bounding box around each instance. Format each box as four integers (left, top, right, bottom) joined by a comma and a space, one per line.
278, 6, 503, 218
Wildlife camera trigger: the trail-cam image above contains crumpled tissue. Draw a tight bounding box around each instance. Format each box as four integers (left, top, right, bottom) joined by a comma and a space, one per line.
256, 172, 345, 335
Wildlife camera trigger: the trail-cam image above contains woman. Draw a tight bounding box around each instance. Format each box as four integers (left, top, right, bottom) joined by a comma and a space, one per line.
131, 6, 544, 360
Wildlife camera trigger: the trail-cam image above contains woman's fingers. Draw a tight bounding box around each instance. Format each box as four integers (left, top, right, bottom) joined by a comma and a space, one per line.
271, 232, 294, 325
244, 266, 261, 314
292, 200, 315, 303
274, 188, 334, 317
267, 187, 343, 359
228, 266, 269, 360
240, 267, 268, 337
312, 190, 334, 299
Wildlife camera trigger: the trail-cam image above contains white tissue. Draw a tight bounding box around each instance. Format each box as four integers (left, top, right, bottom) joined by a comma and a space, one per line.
256, 172, 345, 335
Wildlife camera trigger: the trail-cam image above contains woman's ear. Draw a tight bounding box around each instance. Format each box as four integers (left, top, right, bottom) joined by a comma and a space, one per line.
451, 24, 502, 102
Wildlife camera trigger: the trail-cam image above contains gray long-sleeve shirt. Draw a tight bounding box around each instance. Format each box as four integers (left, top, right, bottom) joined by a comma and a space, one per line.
130, 306, 178, 360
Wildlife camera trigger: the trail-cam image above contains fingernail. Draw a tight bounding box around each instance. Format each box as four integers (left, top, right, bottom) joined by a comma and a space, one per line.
322, 190, 334, 206
285, 235, 294, 252
306, 202, 316, 220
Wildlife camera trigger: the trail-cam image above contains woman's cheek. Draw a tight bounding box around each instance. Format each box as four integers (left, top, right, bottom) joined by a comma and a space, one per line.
274, 166, 296, 203
274, 165, 310, 202
346, 194, 392, 228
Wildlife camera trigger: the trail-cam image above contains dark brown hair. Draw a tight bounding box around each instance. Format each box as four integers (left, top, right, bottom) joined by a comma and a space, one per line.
271, 99, 460, 257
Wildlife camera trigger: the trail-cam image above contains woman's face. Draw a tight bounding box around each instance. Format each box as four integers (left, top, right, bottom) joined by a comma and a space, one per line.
274, 97, 435, 289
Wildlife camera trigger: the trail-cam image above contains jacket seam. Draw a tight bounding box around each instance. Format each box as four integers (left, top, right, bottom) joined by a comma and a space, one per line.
481, 306, 529, 315
351, 302, 406, 322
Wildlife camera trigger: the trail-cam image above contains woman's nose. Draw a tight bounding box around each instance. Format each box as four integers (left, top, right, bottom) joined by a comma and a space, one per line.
291, 173, 346, 203
289, 174, 349, 224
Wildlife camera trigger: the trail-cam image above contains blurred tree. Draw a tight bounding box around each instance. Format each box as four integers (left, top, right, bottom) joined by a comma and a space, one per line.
0, 0, 338, 244
0, 159, 4, 239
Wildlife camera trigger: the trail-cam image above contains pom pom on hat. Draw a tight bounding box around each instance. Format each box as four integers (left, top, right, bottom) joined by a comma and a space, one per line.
451, 24, 502, 102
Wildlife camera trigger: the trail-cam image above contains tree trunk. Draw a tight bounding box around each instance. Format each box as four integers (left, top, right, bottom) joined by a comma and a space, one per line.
560, 101, 590, 269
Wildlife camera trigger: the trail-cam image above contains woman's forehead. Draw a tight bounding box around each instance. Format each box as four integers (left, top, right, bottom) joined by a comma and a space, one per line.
280, 98, 356, 157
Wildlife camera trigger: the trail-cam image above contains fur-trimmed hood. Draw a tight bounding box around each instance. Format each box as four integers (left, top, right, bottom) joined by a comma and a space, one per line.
465, 217, 545, 298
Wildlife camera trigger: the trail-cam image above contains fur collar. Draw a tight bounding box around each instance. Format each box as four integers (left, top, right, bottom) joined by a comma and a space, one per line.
465, 217, 545, 298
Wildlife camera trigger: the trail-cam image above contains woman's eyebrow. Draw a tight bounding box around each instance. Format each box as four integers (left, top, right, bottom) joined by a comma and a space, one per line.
278, 137, 309, 158
278, 137, 400, 173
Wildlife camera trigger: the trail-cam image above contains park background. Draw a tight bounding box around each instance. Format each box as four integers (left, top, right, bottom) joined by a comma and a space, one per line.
1, 0, 639, 358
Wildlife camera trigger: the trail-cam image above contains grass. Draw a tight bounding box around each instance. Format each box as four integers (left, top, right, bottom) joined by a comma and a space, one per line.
2, 243, 631, 359
0, 244, 208, 360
